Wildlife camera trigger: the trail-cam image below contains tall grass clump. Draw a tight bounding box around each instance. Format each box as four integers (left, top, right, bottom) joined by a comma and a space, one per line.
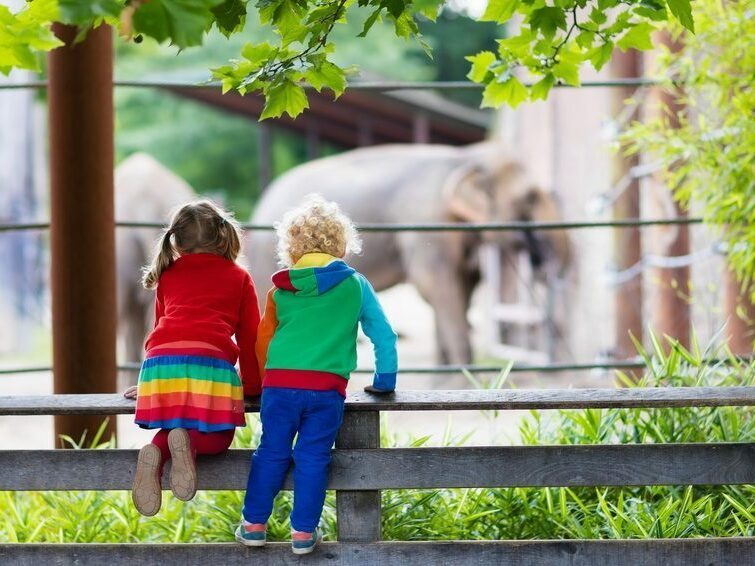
1, 334, 753, 542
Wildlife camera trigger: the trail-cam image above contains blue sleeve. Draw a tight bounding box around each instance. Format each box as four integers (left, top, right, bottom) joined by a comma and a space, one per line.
358, 275, 398, 391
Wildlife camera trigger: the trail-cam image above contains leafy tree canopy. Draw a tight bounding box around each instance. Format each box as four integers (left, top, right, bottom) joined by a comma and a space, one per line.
1, 0, 695, 118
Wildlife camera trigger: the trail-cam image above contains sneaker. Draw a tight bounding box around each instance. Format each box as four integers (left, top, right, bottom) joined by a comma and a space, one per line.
291, 528, 321, 555
235, 522, 267, 547
132, 444, 162, 516
167, 428, 197, 501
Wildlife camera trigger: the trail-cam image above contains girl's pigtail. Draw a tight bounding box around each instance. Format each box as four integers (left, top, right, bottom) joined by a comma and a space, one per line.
142, 229, 175, 289
218, 217, 242, 261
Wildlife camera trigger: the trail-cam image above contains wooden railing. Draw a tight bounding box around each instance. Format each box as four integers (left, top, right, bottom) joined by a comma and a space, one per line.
1, 388, 755, 565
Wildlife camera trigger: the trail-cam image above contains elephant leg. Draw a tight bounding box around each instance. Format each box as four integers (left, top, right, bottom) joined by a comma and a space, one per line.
408, 262, 473, 367
119, 298, 147, 390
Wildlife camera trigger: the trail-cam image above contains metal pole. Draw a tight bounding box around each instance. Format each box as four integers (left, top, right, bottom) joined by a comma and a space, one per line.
49, 23, 116, 447
723, 267, 755, 355
611, 50, 644, 361
648, 33, 691, 348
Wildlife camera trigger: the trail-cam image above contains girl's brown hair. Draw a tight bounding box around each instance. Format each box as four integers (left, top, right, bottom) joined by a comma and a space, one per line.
142, 200, 242, 289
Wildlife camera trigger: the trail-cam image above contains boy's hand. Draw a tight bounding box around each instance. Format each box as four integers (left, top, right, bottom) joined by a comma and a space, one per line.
123, 385, 138, 400
363, 385, 394, 394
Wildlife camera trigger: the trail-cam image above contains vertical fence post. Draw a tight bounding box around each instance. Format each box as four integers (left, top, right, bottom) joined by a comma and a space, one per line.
48, 23, 116, 446
336, 411, 381, 542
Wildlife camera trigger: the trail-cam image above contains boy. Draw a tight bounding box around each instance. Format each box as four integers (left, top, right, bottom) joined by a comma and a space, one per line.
236, 195, 397, 554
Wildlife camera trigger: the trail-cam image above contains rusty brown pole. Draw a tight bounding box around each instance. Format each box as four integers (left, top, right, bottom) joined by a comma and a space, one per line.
49, 24, 116, 447
647, 32, 691, 348
610, 49, 643, 361
724, 267, 755, 355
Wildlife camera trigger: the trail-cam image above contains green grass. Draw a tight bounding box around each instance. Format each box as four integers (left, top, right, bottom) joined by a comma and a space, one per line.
1, 334, 754, 542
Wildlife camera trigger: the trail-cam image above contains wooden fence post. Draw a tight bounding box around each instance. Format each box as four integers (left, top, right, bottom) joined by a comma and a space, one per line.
336, 411, 381, 542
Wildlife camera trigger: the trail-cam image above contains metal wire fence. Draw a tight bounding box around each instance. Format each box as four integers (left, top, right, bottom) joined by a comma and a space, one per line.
0, 217, 706, 233
0, 357, 750, 376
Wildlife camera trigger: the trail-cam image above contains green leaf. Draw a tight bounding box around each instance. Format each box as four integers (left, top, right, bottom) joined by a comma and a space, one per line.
305, 60, 347, 97
58, 0, 124, 25
589, 7, 607, 25
260, 78, 309, 119
412, 0, 445, 21
552, 60, 580, 86
482, 75, 528, 108
391, 11, 418, 38
466, 50, 496, 83
576, 29, 595, 49
530, 73, 554, 101
133, 0, 222, 48
211, 0, 247, 36
386, 0, 407, 19
617, 22, 655, 52
529, 7, 567, 40
666, 0, 694, 32
241, 42, 277, 65
358, 8, 382, 37
480, 0, 520, 24
588, 40, 613, 71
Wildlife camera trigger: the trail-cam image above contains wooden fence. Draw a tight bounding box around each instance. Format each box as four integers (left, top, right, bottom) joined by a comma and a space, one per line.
1, 388, 755, 565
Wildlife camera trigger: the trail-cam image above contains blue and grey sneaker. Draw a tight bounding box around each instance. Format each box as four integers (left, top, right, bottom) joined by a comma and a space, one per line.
235, 522, 266, 547
291, 528, 321, 555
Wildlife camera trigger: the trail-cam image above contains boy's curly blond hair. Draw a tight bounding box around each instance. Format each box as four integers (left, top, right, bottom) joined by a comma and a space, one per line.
276, 194, 362, 267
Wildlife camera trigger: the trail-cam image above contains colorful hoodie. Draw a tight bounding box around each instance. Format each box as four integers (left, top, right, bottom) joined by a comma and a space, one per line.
255, 253, 397, 396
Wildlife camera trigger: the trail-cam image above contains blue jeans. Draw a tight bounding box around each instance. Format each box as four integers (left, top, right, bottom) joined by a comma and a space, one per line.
242, 387, 345, 532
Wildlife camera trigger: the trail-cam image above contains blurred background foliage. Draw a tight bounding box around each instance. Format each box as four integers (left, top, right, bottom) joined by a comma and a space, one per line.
114, 9, 500, 219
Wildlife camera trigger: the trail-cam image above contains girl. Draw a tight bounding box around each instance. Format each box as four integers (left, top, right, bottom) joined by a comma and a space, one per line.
124, 200, 261, 516
235, 195, 397, 554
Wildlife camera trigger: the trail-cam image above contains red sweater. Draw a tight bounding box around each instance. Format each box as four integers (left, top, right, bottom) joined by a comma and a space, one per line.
145, 253, 262, 396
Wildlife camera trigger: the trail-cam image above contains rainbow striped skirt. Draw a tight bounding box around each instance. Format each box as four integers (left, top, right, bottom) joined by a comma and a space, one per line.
134, 353, 245, 432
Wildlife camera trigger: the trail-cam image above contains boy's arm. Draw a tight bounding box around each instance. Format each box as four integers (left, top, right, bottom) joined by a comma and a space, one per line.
358, 275, 398, 392
255, 287, 279, 385
236, 274, 262, 396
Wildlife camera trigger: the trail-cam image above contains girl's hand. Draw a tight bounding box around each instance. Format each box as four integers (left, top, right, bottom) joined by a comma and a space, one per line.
123, 385, 138, 400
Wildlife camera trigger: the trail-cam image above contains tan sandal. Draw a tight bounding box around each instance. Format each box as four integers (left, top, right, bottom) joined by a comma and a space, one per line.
132, 444, 162, 516
168, 428, 197, 501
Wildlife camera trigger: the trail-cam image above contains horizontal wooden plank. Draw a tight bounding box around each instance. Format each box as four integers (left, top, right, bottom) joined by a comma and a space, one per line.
1, 539, 754, 566
1, 387, 754, 416
2, 444, 754, 491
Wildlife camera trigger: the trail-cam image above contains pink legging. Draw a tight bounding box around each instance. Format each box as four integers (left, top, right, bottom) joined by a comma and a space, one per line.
151, 428, 235, 473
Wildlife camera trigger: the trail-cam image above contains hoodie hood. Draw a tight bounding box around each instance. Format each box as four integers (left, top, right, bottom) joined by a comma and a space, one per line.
272, 256, 355, 297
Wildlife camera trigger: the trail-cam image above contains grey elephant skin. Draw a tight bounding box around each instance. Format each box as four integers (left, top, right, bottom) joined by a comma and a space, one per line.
115, 153, 195, 387
247, 142, 572, 366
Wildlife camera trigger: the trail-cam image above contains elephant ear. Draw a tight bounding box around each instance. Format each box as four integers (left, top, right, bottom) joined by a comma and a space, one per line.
443, 163, 492, 223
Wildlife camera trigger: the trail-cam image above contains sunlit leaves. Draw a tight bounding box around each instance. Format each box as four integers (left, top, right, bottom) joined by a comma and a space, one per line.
467, 0, 695, 106
0, 0, 62, 75
480, 0, 520, 24
0, 0, 698, 115
617, 22, 655, 51
482, 75, 528, 108
259, 78, 309, 119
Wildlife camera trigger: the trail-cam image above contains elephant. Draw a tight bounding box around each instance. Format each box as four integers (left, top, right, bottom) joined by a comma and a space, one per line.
115, 152, 195, 387
246, 142, 572, 366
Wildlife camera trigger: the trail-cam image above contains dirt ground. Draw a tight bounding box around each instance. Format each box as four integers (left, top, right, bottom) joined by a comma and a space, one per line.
0, 285, 612, 450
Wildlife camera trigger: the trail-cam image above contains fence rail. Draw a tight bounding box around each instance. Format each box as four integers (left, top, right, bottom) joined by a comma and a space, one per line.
0, 78, 662, 91
0, 217, 706, 233
2, 390, 754, 564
